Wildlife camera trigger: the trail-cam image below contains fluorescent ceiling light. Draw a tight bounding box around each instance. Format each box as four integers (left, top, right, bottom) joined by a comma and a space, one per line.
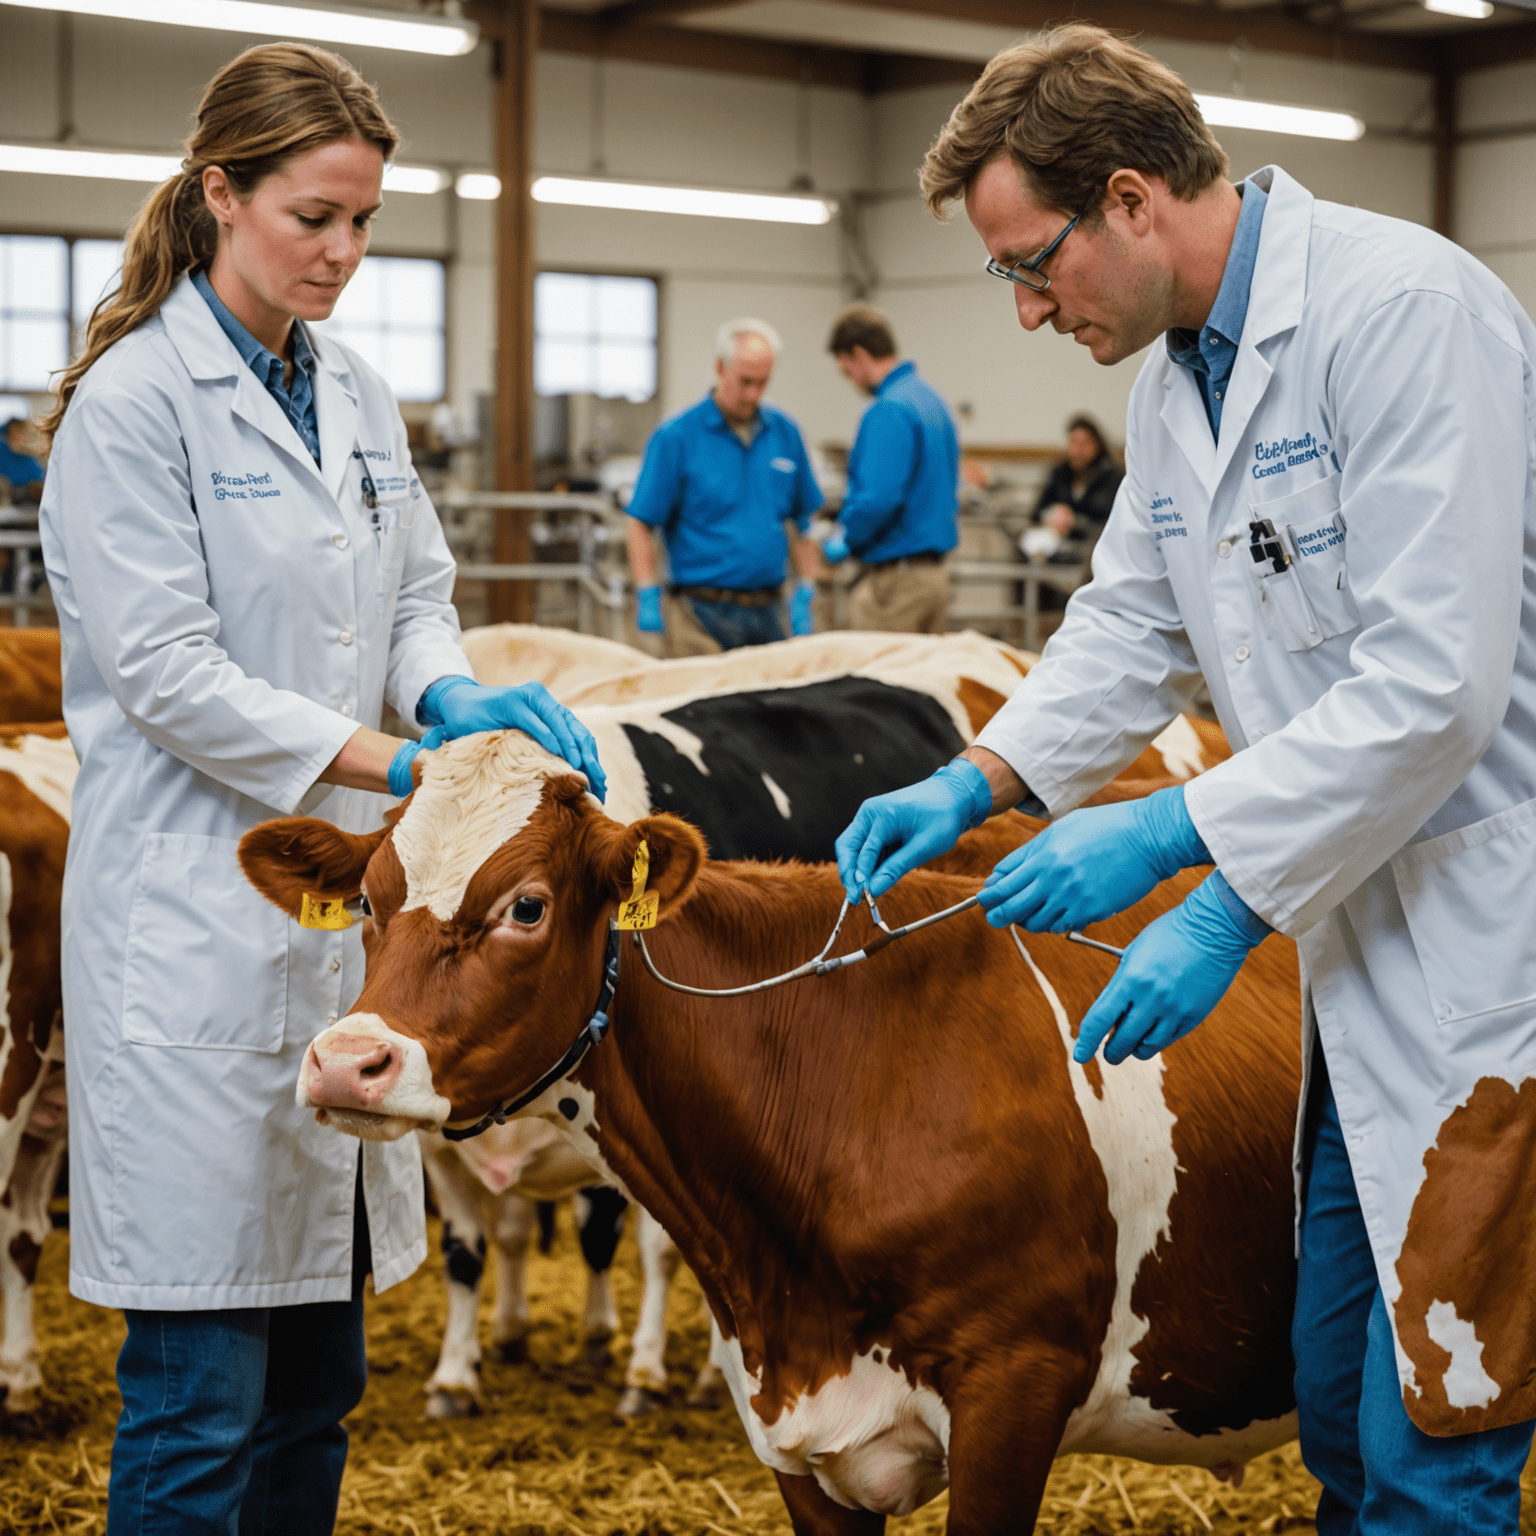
1194, 93, 1364, 142
0, 142, 180, 181
532, 176, 836, 225
1424, 0, 1494, 16
456, 172, 502, 200
382, 164, 449, 195
3, 0, 478, 56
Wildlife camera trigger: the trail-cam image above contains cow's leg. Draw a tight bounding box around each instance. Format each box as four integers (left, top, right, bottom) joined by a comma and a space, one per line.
941, 1354, 1082, 1535
573, 1186, 625, 1369
420, 1141, 490, 1418
773, 1471, 886, 1536
0, 1120, 66, 1413
617, 1204, 679, 1417
687, 1309, 727, 1409
487, 1191, 538, 1364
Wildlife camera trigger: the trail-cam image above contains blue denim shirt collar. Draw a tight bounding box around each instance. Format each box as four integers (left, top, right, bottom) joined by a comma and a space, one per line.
1165, 179, 1268, 435
190, 267, 321, 466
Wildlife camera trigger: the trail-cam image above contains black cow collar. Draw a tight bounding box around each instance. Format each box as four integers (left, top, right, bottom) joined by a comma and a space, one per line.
440, 920, 621, 1143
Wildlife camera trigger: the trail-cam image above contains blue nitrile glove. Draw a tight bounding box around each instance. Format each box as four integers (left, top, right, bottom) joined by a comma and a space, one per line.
418, 676, 607, 802
636, 584, 665, 634
387, 725, 448, 799
1074, 871, 1271, 1066
822, 530, 850, 564
976, 785, 1209, 932
835, 758, 992, 903
790, 580, 816, 636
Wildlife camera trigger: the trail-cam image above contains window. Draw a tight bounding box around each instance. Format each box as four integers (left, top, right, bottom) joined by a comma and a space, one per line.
535, 272, 657, 402
314, 256, 445, 402
0, 236, 68, 391
0, 235, 125, 390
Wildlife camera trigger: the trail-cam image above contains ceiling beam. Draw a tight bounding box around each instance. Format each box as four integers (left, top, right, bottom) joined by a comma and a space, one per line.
596, 0, 756, 24
1441, 13, 1536, 67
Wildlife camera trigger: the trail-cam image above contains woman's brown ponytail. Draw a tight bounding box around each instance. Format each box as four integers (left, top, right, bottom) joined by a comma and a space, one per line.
41, 42, 399, 446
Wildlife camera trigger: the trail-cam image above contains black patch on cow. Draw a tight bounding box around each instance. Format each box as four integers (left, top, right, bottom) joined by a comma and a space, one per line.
577, 1186, 628, 1273
441, 1220, 486, 1291
536, 1200, 557, 1255
622, 676, 965, 862
558, 1097, 579, 1122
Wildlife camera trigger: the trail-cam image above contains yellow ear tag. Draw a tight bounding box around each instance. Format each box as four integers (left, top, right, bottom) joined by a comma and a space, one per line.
299, 893, 354, 931
615, 839, 660, 931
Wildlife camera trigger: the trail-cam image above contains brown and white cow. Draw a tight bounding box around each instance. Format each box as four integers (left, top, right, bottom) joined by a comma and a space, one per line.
242, 732, 1302, 1534
0, 630, 64, 726
0, 722, 73, 1413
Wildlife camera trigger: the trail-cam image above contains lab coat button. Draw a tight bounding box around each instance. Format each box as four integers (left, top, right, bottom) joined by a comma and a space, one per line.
330, 957, 342, 973
1218, 539, 1232, 558
340, 702, 355, 717
325, 1014, 338, 1026
339, 629, 354, 646
332, 532, 349, 549
1235, 644, 1251, 662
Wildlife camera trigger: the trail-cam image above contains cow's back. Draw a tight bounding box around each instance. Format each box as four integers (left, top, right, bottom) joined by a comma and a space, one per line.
0, 631, 62, 725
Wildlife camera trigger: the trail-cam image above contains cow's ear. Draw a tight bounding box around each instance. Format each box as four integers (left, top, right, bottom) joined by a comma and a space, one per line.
587, 813, 707, 920
239, 818, 390, 917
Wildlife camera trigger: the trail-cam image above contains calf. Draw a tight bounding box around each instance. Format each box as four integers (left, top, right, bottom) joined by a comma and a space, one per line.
0, 723, 74, 1412
242, 733, 1302, 1535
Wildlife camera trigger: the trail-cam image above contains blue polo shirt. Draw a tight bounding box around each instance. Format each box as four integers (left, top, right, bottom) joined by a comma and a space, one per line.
1165, 179, 1267, 438
0, 438, 43, 494
628, 395, 822, 590
838, 360, 959, 565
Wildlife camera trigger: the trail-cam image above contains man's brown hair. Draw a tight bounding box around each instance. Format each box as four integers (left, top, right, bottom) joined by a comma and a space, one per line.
827, 304, 897, 359
920, 24, 1228, 224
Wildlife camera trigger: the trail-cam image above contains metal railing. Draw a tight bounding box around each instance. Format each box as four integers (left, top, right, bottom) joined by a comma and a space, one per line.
0, 523, 51, 628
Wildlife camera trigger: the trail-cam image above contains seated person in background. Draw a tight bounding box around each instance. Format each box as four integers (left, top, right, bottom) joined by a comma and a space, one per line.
1031, 414, 1123, 554
0, 416, 45, 504
627, 318, 822, 656
822, 304, 960, 634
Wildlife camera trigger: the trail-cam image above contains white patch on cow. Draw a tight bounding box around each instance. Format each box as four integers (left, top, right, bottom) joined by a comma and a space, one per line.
1010, 930, 1295, 1466
580, 713, 653, 826
1149, 716, 1206, 781
298, 1013, 451, 1137
395, 733, 576, 920
0, 734, 77, 827
525, 1078, 633, 1201
713, 1332, 951, 1515
760, 772, 792, 820
1424, 1300, 1500, 1410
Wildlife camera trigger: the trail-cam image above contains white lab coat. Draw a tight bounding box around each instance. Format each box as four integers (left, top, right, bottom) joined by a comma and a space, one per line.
40, 273, 472, 1310
977, 167, 1536, 1436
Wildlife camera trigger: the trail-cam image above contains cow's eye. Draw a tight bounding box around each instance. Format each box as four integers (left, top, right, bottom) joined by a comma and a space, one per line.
510, 896, 545, 926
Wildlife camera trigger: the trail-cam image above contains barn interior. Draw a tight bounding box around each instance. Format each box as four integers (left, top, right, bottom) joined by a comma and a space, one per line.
4, 0, 1536, 1530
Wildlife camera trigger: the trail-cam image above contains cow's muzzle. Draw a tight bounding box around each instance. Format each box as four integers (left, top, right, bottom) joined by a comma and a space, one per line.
299, 1014, 451, 1141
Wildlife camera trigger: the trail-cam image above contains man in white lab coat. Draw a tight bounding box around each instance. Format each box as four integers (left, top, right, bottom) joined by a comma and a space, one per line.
836, 24, 1536, 1534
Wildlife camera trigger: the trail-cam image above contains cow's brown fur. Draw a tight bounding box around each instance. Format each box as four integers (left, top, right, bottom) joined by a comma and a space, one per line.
0, 631, 62, 726
244, 770, 1302, 1534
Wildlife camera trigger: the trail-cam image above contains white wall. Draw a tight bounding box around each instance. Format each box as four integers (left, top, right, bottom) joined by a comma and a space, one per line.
1455, 60, 1536, 318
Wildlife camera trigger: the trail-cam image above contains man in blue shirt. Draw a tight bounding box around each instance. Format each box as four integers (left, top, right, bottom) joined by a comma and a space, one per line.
822, 306, 959, 634
627, 319, 822, 655
0, 417, 45, 502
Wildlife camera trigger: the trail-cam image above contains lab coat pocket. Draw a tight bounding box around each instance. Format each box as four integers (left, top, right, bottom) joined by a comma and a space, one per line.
122, 834, 288, 1051
1286, 512, 1360, 640
373, 501, 415, 599
1249, 473, 1359, 652
1252, 565, 1325, 652
1390, 795, 1536, 1026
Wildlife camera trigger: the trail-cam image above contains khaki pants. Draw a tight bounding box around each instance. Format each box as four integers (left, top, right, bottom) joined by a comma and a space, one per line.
662, 593, 723, 657
848, 560, 950, 634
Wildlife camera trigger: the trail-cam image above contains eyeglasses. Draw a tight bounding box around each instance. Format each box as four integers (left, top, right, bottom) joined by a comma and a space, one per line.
984, 204, 1087, 293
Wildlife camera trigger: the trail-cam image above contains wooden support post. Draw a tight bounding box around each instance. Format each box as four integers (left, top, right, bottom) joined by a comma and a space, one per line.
492, 0, 538, 622
1433, 67, 1457, 243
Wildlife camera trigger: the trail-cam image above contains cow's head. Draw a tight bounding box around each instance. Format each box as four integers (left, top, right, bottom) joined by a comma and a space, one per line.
240, 732, 706, 1140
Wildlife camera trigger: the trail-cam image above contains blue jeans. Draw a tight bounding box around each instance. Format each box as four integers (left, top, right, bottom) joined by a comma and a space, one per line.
107, 1179, 370, 1535
685, 595, 785, 650
1293, 1053, 1533, 1535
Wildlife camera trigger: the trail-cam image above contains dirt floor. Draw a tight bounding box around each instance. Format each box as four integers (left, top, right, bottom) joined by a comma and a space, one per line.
5, 1209, 1535, 1535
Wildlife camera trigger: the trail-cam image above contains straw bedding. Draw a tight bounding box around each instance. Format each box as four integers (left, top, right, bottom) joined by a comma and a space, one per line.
6, 1209, 1535, 1533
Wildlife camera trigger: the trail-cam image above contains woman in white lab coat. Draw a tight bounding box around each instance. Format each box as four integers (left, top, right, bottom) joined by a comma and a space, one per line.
39, 43, 604, 1535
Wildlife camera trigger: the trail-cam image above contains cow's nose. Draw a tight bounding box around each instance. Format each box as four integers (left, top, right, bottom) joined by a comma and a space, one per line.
306, 1031, 403, 1111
